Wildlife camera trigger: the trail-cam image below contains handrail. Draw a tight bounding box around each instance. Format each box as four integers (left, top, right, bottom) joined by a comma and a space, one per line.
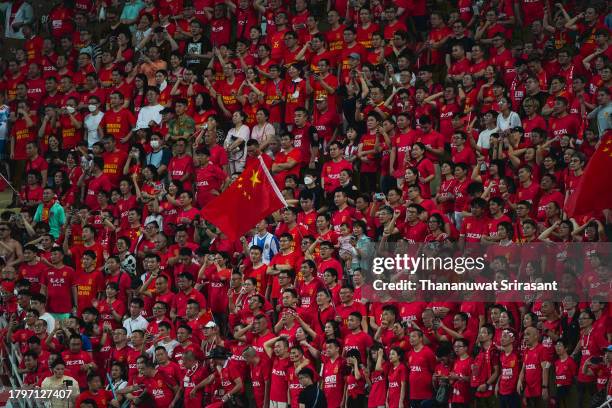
0, 317, 39, 408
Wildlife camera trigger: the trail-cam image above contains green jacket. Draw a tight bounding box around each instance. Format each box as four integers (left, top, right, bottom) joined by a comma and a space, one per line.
33, 201, 66, 239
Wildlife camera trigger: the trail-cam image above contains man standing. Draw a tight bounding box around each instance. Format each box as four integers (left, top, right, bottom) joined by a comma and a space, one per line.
471, 324, 501, 408
136, 87, 164, 131
587, 87, 612, 136
98, 91, 136, 151
123, 298, 148, 337
517, 326, 550, 408
407, 330, 437, 406
33, 188, 65, 239
101, 136, 128, 187
321, 141, 351, 196
193, 147, 228, 208
243, 346, 271, 408
84, 96, 104, 148
497, 329, 521, 407
41, 247, 77, 319
79, 157, 112, 211
298, 367, 327, 408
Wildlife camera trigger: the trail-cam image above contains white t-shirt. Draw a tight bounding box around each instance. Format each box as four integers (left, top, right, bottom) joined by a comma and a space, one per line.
251, 122, 275, 154
225, 124, 250, 163
84, 111, 104, 148
477, 127, 499, 150
136, 104, 164, 130
496, 111, 521, 132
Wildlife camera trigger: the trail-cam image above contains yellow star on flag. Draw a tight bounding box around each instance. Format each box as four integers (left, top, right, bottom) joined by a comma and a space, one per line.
250, 170, 262, 188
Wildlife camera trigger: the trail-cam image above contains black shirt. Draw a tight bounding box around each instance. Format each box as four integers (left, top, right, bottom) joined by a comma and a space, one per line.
298, 384, 327, 408
445, 36, 476, 56
185, 36, 212, 70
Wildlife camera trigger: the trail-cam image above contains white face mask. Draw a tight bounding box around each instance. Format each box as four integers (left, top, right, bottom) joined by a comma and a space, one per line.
88, 104, 97, 112
150, 140, 160, 149
66, 106, 75, 114
304, 176, 314, 185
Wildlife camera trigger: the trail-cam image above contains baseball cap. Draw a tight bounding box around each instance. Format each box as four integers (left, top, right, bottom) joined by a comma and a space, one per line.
204, 321, 217, 328
348, 52, 361, 60
604, 345, 612, 352
511, 126, 524, 134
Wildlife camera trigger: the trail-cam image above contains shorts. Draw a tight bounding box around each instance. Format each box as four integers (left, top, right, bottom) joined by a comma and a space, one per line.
269, 401, 288, 408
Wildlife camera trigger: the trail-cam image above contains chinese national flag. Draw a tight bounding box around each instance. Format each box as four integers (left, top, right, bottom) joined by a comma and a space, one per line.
566, 133, 612, 217
200, 156, 287, 241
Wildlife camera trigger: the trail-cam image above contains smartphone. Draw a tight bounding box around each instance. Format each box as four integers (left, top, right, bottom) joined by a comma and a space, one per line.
63, 379, 73, 387
374, 192, 385, 201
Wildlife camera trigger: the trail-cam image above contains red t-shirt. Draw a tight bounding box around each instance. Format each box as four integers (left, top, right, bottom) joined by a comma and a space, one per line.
143, 372, 177, 407
460, 215, 490, 243
74, 269, 105, 314
19, 261, 43, 294
99, 108, 136, 151
172, 288, 207, 318
74, 390, 113, 408
555, 356, 577, 387
499, 350, 520, 395
451, 356, 473, 403
84, 173, 112, 210
203, 266, 230, 314
516, 181, 540, 205
321, 159, 352, 193
194, 163, 226, 207
270, 356, 291, 403
43, 265, 75, 313
11, 116, 37, 160
61, 349, 93, 388
168, 155, 195, 192
549, 113, 580, 139
414, 130, 444, 162
387, 363, 407, 407
343, 330, 374, 362
408, 346, 437, 400
58, 113, 84, 150
182, 363, 209, 408
321, 355, 344, 407
101, 150, 128, 186
522, 344, 547, 397
249, 357, 271, 408
216, 78, 242, 113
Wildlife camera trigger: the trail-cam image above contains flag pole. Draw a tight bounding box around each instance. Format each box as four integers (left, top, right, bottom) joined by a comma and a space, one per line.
0, 171, 19, 196
257, 155, 289, 207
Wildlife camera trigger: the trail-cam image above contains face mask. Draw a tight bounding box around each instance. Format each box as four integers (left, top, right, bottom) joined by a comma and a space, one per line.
150, 140, 160, 149
304, 176, 314, 185
66, 106, 75, 114
88, 104, 97, 112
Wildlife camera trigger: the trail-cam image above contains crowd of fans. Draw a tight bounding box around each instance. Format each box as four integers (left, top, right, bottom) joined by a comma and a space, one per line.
0, 0, 610, 407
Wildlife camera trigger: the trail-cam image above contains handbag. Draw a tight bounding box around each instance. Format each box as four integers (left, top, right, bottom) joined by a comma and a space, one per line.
434, 380, 451, 405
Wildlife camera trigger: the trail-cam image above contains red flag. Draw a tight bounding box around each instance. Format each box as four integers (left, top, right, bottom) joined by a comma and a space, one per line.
200, 156, 287, 241
565, 134, 612, 217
